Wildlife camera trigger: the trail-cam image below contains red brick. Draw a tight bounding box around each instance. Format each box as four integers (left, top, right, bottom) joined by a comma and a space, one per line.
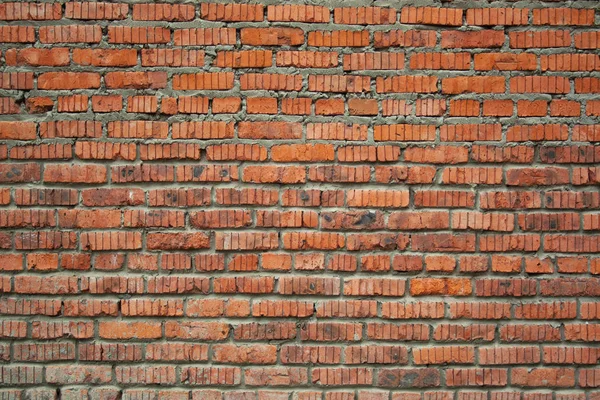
73, 48, 137, 67
309, 75, 370, 93
483, 100, 513, 116
65, 2, 128, 20
105, 71, 166, 89
132, 3, 194, 21
5, 48, 69, 66
39, 25, 101, 43
277, 51, 338, 68
0, 97, 20, 114
467, 8, 529, 25
309, 30, 369, 47
344, 52, 404, 71
0, 72, 34, 89
239, 121, 301, 140
272, 144, 334, 162
334, 7, 396, 25
401, 7, 462, 26
442, 30, 504, 48
0, 3, 60, 20
533, 8, 594, 25
377, 368, 440, 388
200, 3, 263, 21
475, 53, 537, 71
43, 164, 106, 183
99, 321, 161, 340
0, 26, 36, 42
215, 50, 272, 68
510, 76, 571, 93
376, 76, 438, 93
108, 26, 170, 44
411, 52, 470, 70
442, 77, 506, 94
267, 5, 329, 22
38, 72, 100, 90
213, 344, 277, 364
173, 73, 234, 90
410, 278, 472, 296
0, 121, 36, 140
315, 98, 344, 115
512, 367, 575, 387
348, 98, 378, 115
246, 97, 277, 114
375, 30, 436, 48
517, 100, 548, 117
213, 97, 241, 113
241, 28, 304, 46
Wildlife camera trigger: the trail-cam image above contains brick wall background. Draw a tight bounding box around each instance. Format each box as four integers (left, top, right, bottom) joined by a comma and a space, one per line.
0, 0, 600, 398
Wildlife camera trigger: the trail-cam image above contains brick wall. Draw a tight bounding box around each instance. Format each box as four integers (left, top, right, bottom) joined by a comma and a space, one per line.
0, 0, 600, 398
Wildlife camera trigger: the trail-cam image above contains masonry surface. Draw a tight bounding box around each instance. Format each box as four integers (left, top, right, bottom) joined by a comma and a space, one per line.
0, 0, 599, 398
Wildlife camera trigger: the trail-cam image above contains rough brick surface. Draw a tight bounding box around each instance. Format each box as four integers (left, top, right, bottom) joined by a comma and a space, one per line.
0, 0, 600, 397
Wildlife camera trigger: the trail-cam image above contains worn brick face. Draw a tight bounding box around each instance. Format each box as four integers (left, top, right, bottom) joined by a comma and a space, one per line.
0, 1, 598, 396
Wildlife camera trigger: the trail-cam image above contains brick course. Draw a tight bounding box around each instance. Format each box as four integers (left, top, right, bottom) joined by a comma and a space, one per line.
0, 0, 600, 397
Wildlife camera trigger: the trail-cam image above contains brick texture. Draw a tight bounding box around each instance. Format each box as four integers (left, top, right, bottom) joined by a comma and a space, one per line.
0, 0, 600, 397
